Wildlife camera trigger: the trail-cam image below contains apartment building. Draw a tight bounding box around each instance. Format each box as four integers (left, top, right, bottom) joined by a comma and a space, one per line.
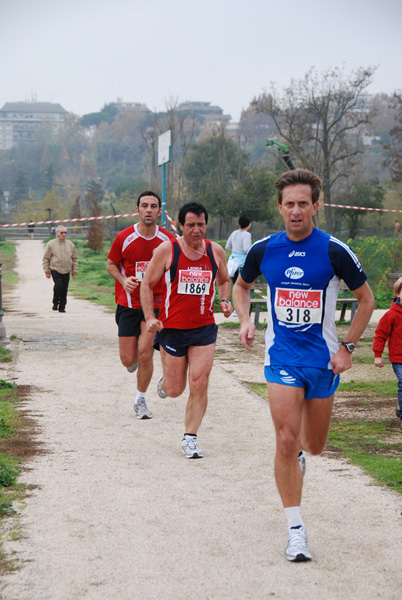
0, 101, 68, 150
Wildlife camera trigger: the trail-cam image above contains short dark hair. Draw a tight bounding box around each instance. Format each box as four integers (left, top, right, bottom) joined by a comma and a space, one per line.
137, 191, 161, 208
275, 169, 322, 204
238, 215, 250, 229
178, 202, 208, 226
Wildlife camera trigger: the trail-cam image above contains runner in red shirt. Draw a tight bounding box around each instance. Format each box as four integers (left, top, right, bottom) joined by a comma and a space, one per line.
107, 191, 175, 419
141, 202, 233, 458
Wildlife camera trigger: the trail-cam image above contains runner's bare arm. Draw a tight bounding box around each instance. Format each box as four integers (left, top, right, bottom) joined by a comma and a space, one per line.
331, 281, 375, 375
106, 258, 138, 294
233, 275, 255, 351
212, 243, 233, 318
140, 242, 171, 332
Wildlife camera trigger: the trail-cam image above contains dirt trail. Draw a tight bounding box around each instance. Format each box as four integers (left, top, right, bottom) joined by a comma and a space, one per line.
1, 240, 402, 600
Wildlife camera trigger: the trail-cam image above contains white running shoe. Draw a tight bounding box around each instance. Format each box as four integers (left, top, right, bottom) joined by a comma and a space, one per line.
181, 435, 203, 459
298, 451, 306, 477
134, 398, 152, 419
285, 527, 312, 562
127, 361, 139, 373
157, 375, 168, 399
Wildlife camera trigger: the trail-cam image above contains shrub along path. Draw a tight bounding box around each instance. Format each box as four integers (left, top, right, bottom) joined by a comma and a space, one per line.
1, 240, 402, 600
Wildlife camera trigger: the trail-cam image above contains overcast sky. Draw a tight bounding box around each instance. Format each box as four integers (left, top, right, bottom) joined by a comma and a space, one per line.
2, 0, 401, 121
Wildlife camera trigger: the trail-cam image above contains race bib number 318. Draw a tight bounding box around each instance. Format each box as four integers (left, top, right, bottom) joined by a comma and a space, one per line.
275, 288, 322, 325
178, 270, 212, 295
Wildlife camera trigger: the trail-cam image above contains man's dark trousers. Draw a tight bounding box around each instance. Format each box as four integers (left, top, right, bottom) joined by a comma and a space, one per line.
51, 270, 70, 312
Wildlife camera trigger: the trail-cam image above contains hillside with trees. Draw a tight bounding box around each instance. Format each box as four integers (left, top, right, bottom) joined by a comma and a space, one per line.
0, 66, 400, 240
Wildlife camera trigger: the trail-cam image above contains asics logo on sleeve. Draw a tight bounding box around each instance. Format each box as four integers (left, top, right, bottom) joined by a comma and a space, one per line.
288, 250, 306, 257
285, 267, 304, 279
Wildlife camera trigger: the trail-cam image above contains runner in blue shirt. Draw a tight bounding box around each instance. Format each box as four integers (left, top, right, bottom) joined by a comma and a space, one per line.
233, 169, 375, 562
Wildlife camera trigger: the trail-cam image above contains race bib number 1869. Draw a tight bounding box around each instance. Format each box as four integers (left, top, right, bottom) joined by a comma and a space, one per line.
178, 270, 212, 295
275, 288, 323, 325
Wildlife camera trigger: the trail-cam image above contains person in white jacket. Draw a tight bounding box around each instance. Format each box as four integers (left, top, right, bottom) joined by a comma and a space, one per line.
225, 215, 252, 284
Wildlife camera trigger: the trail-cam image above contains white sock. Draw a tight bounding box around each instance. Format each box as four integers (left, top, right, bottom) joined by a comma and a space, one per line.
135, 391, 145, 405
285, 506, 305, 530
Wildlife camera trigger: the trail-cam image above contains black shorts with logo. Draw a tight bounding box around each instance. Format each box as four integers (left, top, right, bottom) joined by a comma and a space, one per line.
154, 323, 218, 357
115, 305, 159, 337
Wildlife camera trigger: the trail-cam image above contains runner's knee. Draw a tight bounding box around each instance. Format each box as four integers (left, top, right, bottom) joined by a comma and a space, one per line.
163, 378, 186, 398
276, 426, 300, 459
188, 371, 210, 395
302, 434, 327, 456
138, 345, 154, 364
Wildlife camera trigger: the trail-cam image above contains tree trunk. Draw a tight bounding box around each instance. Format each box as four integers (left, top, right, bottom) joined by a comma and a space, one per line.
322, 128, 334, 234
323, 180, 334, 234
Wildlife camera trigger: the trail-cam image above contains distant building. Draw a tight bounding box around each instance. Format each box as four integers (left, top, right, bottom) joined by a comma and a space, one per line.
178, 101, 231, 122
109, 100, 151, 115
0, 101, 68, 150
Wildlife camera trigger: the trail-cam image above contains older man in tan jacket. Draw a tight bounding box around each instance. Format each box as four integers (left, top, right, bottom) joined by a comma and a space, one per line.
42, 226, 78, 313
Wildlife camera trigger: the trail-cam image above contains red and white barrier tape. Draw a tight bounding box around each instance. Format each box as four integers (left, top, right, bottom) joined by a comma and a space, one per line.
0, 210, 180, 237
323, 203, 402, 213
252, 288, 268, 301
0, 213, 137, 228
163, 211, 179, 236
0, 203, 400, 232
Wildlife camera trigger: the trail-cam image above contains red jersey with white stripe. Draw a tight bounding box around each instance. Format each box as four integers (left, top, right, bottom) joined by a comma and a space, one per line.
108, 223, 174, 308
158, 239, 218, 329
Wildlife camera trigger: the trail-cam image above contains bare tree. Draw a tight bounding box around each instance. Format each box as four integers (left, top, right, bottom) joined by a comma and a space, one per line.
252, 66, 377, 232
85, 180, 104, 251
384, 92, 402, 182
142, 97, 200, 216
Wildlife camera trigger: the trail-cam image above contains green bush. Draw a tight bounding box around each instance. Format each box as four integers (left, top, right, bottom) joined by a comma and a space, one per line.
0, 455, 20, 487
347, 237, 402, 308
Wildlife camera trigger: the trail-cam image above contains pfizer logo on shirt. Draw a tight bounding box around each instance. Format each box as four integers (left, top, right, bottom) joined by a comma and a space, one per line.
285, 267, 304, 280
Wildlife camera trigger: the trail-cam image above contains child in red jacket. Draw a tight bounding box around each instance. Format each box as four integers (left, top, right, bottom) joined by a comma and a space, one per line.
373, 276, 402, 429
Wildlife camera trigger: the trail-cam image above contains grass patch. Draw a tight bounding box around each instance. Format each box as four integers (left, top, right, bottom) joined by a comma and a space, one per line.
0, 379, 25, 572
219, 321, 240, 329
338, 380, 396, 395
69, 281, 115, 311
66, 239, 116, 311
0, 240, 29, 571
353, 354, 375, 364
0, 376, 31, 573
219, 320, 267, 330
0, 347, 12, 363
349, 454, 402, 492
0, 240, 17, 288
0, 454, 20, 488
328, 419, 402, 493
0, 380, 22, 505
248, 382, 267, 397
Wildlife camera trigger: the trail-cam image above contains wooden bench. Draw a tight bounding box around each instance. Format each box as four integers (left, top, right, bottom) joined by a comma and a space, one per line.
249, 284, 267, 328
386, 272, 402, 293
337, 282, 358, 323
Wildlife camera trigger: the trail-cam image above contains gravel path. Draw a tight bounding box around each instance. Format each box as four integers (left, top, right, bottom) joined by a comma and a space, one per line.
1, 240, 402, 600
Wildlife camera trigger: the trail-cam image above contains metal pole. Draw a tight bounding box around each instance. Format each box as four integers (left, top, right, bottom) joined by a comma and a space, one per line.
161, 163, 166, 227
0, 262, 6, 339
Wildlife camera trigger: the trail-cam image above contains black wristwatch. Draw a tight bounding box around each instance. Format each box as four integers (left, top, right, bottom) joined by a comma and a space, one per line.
341, 341, 355, 353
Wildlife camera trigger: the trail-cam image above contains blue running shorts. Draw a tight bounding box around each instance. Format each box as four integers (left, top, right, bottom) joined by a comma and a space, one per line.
154, 323, 218, 357
264, 365, 340, 399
